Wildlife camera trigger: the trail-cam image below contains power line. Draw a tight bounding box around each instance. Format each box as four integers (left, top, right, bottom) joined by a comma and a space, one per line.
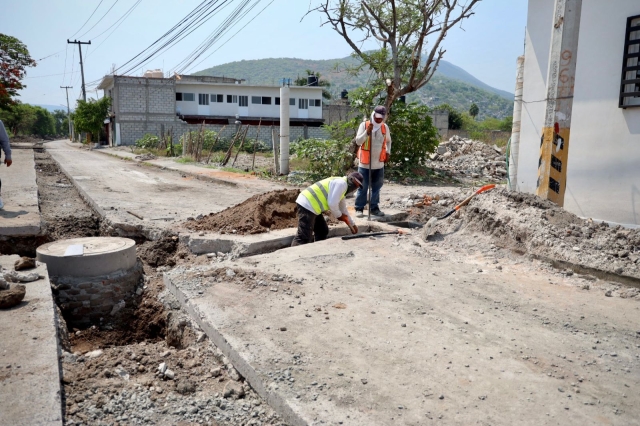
183, 0, 276, 74
68, 0, 105, 39
173, 0, 257, 74
117, 0, 231, 77
77, 0, 121, 40
61, 45, 69, 85
86, 0, 143, 58
112, 0, 215, 75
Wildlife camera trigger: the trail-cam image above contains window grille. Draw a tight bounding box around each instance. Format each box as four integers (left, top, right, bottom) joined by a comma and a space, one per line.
620, 15, 640, 108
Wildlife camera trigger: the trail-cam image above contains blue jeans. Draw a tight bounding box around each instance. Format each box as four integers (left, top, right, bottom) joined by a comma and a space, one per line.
355, 166, 384, 211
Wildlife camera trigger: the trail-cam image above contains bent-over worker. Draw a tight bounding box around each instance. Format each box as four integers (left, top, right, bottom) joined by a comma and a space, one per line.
292, 172, 363, 246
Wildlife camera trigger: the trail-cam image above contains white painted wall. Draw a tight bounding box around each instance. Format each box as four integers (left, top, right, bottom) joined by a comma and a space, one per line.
174, 83, 323, 119
519, 0, 640, 226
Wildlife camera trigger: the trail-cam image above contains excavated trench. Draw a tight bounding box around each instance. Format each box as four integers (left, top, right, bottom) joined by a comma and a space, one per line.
6, 148, 284, 425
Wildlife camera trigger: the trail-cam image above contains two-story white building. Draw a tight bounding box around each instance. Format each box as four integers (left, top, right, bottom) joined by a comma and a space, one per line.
97, 73, 325, 145
513, 0, 640, 226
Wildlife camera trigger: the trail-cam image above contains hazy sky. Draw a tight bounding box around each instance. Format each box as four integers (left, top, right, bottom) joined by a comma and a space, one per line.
4, 0, 528, 108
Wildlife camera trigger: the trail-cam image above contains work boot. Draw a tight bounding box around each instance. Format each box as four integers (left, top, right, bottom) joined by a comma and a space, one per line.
355, 209, 364, 218
370, 208, 385, 217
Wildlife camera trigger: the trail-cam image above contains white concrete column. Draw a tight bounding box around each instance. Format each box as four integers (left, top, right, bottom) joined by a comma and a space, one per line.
509, 55, 525, 191
536, 0, 582, 206
279, 86, 290, 175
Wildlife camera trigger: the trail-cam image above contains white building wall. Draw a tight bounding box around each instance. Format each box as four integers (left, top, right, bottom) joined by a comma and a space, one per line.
174, 84, 323, 120
519, 0, 640, 226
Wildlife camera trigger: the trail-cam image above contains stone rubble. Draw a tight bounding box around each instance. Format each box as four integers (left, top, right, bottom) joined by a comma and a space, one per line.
388, 186, 640, 283
427, 135, 507, 183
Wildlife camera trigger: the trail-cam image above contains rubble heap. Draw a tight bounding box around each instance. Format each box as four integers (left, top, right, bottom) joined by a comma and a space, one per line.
392, 187, 640, 282
428, 135, 507, 183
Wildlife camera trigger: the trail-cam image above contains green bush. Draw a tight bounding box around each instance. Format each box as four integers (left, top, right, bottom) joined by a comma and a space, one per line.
295, 138, 353, 180
135, 133, 161, 149
385, 102, 439, 172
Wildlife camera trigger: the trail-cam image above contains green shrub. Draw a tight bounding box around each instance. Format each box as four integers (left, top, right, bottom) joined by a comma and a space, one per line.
136, 133, 160, 149
295, 138, 353, 180
385, 102, 439, 173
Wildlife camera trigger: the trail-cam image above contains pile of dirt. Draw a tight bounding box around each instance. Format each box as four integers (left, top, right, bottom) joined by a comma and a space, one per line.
398, 187, 640, 280
427, 135, 507, 183
185, 189, 301, 234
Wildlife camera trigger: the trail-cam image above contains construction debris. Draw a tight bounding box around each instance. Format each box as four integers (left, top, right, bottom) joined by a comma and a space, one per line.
0, 284, 26, 309
396, 187, 640, 280
427, 135, 507, 182
184, 189, 301, 235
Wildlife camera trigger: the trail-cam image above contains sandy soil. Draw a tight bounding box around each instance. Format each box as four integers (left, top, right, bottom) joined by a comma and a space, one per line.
185, 189, 301, 235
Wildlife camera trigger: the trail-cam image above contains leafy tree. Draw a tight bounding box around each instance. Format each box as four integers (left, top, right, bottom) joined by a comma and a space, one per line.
469, 102, 479, 119
32, 106, 55, 137
434, 103, 463, 129
385, 102, 439, 172
294, 70, 332, 100
0, 34, 36, 109
0, 102, 36, 135
317, 0, 481, 113
52, 109, 68, 135
73, 97, 111, 142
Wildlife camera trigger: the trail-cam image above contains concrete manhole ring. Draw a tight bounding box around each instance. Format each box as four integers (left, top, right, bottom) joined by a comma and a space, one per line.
40, 237, 133, 256
37, 237, 137, 278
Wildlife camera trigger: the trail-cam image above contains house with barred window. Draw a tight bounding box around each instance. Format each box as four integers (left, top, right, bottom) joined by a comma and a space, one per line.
512, 0, 640, 226
97, 73, 325, 146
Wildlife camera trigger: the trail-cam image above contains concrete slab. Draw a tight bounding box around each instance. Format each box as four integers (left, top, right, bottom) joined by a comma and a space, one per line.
0, 255, 63, 426
181, 222, 390, 255
165, 236, 640, 426
45, 140, 287, 237
0, 148, 41, 236
91, 144, 277, 189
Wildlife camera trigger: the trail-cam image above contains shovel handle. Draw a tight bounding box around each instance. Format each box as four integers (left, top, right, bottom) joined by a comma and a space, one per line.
437, 184, 496, 220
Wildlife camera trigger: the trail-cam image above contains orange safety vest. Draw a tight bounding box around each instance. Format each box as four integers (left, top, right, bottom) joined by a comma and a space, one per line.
358, 121, 389, 165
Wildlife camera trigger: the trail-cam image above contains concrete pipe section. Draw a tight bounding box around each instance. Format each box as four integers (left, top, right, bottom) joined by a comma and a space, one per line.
37, 237, 142, 327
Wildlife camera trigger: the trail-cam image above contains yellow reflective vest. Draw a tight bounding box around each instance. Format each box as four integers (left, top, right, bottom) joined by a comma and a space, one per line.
300, 176, 346, 214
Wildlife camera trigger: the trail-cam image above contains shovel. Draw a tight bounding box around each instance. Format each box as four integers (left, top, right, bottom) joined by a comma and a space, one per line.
422, 184, 496, 239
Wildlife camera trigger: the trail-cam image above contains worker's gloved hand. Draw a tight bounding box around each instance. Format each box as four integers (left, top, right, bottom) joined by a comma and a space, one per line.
338, 214, 350, 224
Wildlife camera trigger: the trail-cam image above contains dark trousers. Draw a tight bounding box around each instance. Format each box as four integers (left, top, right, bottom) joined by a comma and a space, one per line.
355, 166, 384, 211
291, 203, 329, 246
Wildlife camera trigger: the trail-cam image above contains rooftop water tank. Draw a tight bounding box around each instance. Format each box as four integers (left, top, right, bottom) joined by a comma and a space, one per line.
144, 69, 164, 78
307, 75, 318, 87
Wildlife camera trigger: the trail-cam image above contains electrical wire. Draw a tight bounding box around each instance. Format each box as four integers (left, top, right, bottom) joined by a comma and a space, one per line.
182, 0, 277, 74
68, 0, 105, 39
112, 0, 216, 76
173, 0, 259, 74
77, 0, 121, 40
86, 0, 143, 58
171, 0, 254, 73
61, 45, 69, 85
116, 0, 233, 77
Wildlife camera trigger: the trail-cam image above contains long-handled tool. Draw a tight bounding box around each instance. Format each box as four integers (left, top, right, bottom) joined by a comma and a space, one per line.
422, 184, 496, 239
342, 229, 406, 240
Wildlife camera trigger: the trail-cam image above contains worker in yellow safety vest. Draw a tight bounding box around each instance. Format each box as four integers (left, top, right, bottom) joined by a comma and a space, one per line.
291, 172, 363, 246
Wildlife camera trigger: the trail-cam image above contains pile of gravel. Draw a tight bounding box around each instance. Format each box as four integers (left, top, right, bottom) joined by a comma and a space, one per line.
427, 135, 507, 182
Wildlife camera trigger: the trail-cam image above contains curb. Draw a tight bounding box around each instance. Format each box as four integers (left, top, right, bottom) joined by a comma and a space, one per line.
89, 147, 238, 187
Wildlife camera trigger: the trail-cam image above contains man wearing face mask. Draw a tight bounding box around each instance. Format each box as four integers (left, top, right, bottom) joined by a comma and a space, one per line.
291, 172, 363, 246
355, 105, 391, 217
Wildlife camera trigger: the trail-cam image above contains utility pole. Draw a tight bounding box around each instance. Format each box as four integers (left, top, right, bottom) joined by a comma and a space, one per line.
67, 39, 91, 102
60, 86, 73, 140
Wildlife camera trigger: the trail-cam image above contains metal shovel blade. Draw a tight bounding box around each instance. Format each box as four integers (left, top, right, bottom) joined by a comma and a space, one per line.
421, 217, 438, 241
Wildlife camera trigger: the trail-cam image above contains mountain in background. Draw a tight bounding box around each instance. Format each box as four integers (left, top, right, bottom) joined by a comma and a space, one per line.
193, 56, 514, 119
